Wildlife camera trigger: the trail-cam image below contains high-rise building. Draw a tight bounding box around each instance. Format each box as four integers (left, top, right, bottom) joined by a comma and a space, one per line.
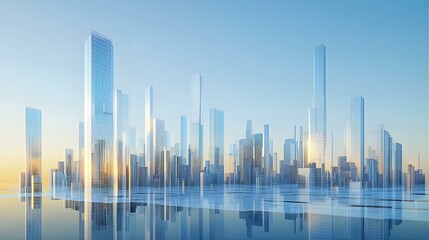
84, 30, 115, 239
308, 44, 327, 169
25, 107, 42, 193
190, 72, 203, 186
114, 90, 129, 191
209, 108, 224, 185
366, 158, 378, 188
246, 120, 252, 139
145, 85, 154, 186
347, 96, 365, 186
368, 125, 392, 188
154, 118, 165, 186
392, 143, 402, 188
253, 133, 263, 184
78, 121, 84, 187
180, 115, 187, 165
284, 139, 296, 166
65, 149, 74, 187
296, 126, 304, 168
264, 124, 272, 185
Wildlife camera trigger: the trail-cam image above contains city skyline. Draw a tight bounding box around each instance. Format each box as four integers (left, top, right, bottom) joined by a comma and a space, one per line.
38, 30, 422, 190
0, 1, 427, 186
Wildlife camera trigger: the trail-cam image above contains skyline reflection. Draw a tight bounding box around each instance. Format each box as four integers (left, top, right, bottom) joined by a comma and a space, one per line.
11, 184, 428, 239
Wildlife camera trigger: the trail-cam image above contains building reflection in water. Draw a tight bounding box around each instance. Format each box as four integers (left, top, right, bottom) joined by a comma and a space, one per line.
22, 183, 425, 239
22, 194, 42, 240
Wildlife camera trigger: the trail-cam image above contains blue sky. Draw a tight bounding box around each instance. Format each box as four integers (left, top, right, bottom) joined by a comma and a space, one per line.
0, 0, 427, 185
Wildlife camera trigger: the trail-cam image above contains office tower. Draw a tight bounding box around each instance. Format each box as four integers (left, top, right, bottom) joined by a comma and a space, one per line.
25, 107, 43, 240
366, 158, 378, 188
114, 90, 129, 191
246, 120, 252, 139
284, 139, 296, 166
405, 164, 416, 190
338, 156, 347, 171
190, 72, 203, 186
209, 108, 224, 185
239, 137, 253, 185
145, 85, 154, 186
368, 125, 392, 188
129, 126, 137, 155
269, 138, 274, 183
253, 133, 263, 184
78, 121, 84, 187
346, 96, 365, 186
65, 149, 74, 187
26, 107, 42, 193
308, 44, 327, 169
392, 143, 402, 188
84, 30, 115, 239
180, 115, 187, 165
273, 152, 278, 180
264, 124, 272, 184
130, 154, 139, 188
154, 118, 165, 186
161, 149, 170, 187
296, 126, 304, 168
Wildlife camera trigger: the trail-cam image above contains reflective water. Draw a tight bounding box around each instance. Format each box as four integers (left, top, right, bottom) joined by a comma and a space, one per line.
1, 185, 428, 239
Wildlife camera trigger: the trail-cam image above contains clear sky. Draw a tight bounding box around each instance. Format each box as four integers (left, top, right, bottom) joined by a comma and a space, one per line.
0, 0, 427, 186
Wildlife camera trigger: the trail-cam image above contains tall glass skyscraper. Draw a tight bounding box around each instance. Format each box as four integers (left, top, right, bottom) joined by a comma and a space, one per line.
348, 96, 365, 186
190, 72, 203, 186
84, 30, 115, 239
180, 115, 187, 165
308, 44, 327, 169
284, 139, 296, 166
65, 149, 74, 187
26, 107, 42, 193
79, 121, 84, 187
25, 107, 42, 240
209, 108, 224, 184
145, 85, 154, 186
368, 125, 392, 188
264, 124, 272, 185
392, 143, 402, 188
154, 118, 165, 186
114, 90, 129, 191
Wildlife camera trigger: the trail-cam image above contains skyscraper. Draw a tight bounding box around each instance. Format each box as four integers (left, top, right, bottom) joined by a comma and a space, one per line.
368, 125, 392, 188
190, 72, 203, 186
284, 139, 296, 166
180, 115, 187, 165
154, 118, 165, 186
114, 90, 129, 191
145, 85, 154, 186
296, 126, 304, 168
65, 149, 74, 187
392, 143, 402, 188
308, 44, 327, 169
84, 30, 115, 239
209, 108, 224, 185
25, 107, 42, 193
253, 133, 263, 184
79, 121, 84, 187
347, 96, 365, 186
264, 124, 272, 185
